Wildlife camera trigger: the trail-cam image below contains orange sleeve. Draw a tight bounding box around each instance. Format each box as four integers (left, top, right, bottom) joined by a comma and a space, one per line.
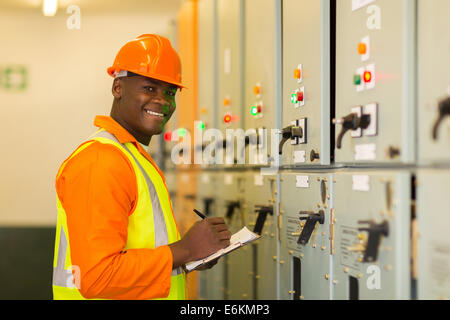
56, 141, 173, 300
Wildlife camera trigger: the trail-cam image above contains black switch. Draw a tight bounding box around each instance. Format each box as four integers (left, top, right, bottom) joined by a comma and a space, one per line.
358, 220, 389, 263
333, 112, 371, 149
297, 210, 325, 245
278, 125, 303, 155
203, 198, 214, 216
253, 205, 274, 235
225, 201, 240, 220
432, 97, 450, 141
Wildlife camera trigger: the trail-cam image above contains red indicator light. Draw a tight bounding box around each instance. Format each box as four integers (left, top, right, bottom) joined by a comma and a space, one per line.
224, 114, 232, 124
164, 131, 172, 142
363, 71, 372, 83
296, 91, 304, 102
257, 105, 262, 114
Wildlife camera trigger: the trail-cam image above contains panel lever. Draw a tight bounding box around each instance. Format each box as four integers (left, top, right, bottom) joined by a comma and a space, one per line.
253, 205, 274, 235
357, 220, 389, 262
432, 97, 450, 140
333, 113, 371, 149
278, 125, 303, 155
297, 210, 325, 245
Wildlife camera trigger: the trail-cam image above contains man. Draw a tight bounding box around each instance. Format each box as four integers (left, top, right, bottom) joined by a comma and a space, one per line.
52, 34, 231, 300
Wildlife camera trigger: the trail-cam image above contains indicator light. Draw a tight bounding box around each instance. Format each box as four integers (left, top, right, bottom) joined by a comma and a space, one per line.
257, 105, 262, 113
296, 91, 304, 102
164, 131, 172, 142
354, 74, 362, 85
291, 93, 297, 104
251, 106, 258, 116
197, 121, 206, 131
358, 43, 367, 55
177, 128, 187, 137
294, 68, 301, 79
224, 114, 232, 124
223, 98, 230, 106
253, 85, 261, 95
363, 71, 372, 83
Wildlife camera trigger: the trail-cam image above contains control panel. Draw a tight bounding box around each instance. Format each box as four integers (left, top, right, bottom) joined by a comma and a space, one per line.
244, 0, 280, 167
280, 0, 331, 166
279, 172, 334, 300
332, 171, 410, 299
245, 171, 278, 300
416, 171, 450, 299
417, 0, 450, 164
334, 0, 415, 164
197, 0, 218, 167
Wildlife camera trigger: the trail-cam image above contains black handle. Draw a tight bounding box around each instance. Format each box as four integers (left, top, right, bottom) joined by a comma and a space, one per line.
278, 125, 303, 155
432, 97, 450, 141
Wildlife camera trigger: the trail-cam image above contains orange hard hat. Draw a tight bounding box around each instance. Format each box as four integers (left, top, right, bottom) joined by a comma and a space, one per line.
107, 34, 185, 88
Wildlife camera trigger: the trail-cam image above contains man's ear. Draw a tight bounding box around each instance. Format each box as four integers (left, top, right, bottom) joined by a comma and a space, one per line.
112, 78, 122, 99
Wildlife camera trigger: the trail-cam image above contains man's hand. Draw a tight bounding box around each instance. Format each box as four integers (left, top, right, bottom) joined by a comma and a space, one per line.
169, 217, 231, 269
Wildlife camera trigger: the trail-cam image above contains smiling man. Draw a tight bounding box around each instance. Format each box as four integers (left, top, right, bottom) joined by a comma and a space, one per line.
52, 34, 231, 300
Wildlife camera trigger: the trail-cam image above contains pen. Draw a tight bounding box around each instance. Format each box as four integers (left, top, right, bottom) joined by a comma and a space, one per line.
193, 209, 206, 220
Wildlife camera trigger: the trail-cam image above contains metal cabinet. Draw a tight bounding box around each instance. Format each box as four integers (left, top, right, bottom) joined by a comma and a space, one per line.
279, 172, 334, 300
334, 0, 415, 165
244, 171, 278, 300
280, 0, 331, 167
332, 171, 411, 299
417, 0, 450, 164
416, 170, 450, 299
243, 0, 281, 167
215, 171, 250, 299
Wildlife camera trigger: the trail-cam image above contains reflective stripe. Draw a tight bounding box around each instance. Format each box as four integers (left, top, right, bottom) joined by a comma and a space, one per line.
53, 227, 75, 288
90, 130, 182, 277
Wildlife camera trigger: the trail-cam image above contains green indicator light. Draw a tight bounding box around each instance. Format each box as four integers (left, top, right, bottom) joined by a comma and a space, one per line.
353, 74, 361, 85
251, 106, 258, 116
178, 128, 187, 137
198, 122, 206, 131
291, 93, 298, 104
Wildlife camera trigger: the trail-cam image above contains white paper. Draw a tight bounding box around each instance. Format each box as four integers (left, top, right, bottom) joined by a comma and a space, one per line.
352, 175, 370, 191
293, 150, 306, 163
355, 143, 376, 160
185, 227, 260, 271
296, 175, 310, 188
352, 0, 376, 11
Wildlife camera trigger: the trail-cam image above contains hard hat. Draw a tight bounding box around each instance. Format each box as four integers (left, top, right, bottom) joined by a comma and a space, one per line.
107, 34, 185, 88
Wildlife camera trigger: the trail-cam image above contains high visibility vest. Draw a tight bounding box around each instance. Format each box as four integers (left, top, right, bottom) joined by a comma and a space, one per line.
52, 129, 186, 300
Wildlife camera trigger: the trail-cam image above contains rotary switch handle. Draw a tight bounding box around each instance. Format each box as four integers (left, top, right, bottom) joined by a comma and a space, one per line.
432, 97, 450, 141
297, 210, 325, 245
225, 201, 240, 221
203, 197, 214, 217
253, 205, 274, 235
278, 125, 304, 155
333, 113, 371, 149
357, 220, 389, 263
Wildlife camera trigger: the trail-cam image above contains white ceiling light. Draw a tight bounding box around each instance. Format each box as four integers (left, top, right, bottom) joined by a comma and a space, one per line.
42, 0, 58, 16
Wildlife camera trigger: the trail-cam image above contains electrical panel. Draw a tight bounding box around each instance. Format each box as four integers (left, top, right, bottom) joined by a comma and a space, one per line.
416, 171, 450, 299
214, 171, 250, 299
280, 0, 331, 166
195, 171, 221, 300
332, 171, 410, 299
417, 0, 450, 164
197, 0, 218, 167
210, 0, 245, 167
245, 170, 278, 300
279, 172, 334, 300
334, 0, 415, 164
243, 0, 281, 167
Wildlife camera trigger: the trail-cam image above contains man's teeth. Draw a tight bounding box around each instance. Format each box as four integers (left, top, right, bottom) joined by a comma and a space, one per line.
145, 110, 164, 117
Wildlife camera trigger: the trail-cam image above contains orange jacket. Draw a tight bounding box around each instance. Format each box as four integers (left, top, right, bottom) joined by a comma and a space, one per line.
55, 115, 176, 300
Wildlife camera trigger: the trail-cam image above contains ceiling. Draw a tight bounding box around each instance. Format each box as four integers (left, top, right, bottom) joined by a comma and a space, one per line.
0, 0, 184, 15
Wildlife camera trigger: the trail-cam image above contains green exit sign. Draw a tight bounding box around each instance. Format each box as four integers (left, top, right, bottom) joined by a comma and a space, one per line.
0, 66, 28, 91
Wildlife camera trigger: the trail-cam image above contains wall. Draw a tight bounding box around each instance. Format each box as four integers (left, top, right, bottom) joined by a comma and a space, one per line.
0, 9, 174, 226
